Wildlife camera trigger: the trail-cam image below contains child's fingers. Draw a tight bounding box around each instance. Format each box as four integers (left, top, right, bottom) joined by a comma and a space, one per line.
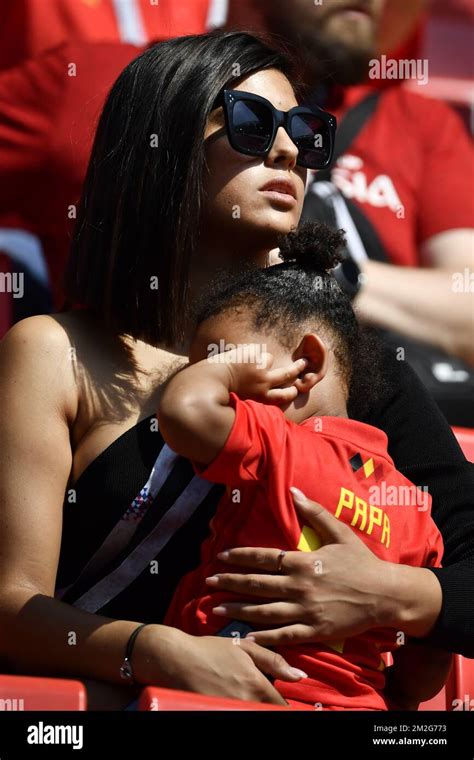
258, 351, 275, 370
266, 358, 307, 387
293, 374, 316, 393
208, 346, 274, 368
266, 386, 299, 403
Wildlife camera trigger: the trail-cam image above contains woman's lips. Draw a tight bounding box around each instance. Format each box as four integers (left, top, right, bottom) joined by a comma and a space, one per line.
260, 189, 297, 208
259, 180, 297, 209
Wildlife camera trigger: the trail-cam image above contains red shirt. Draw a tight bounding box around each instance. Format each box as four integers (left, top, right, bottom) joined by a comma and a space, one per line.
164, 393, 443, 710
316, 84, 474, 267
0, 0, 210, 71
0, 41, 142, 306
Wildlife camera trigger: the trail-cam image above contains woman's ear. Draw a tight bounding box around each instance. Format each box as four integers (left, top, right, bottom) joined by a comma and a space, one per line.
293, 333, 328, 393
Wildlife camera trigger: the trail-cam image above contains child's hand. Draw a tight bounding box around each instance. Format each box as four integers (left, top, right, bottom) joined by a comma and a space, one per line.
208, 344, 307, 405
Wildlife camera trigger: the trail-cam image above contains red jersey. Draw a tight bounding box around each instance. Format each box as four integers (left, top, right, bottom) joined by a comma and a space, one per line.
164, 393, 443, 710
0, 0, 211, 71
318, 84, 474, 267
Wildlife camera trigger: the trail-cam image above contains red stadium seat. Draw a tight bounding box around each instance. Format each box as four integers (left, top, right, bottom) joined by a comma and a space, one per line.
138, 686, 300, 711
1, 657, 472, 711
410, 9, 473, 110
0, 674, 87, 710
419, 655, 474, 712
138, 653, 474, 712
452, 427, 474, 463
418, 686, 448, 711
451, 654, 474, 711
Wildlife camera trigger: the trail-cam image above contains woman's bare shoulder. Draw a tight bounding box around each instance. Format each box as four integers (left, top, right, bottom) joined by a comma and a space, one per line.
0, 313, 85, 423
2, 313, 68, 342
0, 311, 106, 358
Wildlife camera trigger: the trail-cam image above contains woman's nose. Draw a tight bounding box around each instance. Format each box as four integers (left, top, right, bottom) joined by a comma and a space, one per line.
265, 125, 299, 170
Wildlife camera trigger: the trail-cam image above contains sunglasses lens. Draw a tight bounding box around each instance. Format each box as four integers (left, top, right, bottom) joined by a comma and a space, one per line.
231, 99, 273, 154
290, 113, 332, 169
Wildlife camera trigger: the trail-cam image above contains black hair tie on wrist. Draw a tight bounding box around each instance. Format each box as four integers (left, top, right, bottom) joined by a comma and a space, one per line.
120, 623, 151, 685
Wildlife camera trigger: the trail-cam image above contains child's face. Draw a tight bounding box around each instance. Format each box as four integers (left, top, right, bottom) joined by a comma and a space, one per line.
189, 311, 349, 421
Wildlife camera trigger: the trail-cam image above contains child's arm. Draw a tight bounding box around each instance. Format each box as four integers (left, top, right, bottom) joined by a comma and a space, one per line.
384, 640, 453, 710
158, 346, 306, 466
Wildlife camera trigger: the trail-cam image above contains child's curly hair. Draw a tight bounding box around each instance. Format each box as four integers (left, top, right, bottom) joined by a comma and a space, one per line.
194, 222, 384, 418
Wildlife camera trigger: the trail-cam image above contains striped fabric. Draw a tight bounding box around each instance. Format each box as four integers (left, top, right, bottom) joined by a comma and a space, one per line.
56, 416, 224, 622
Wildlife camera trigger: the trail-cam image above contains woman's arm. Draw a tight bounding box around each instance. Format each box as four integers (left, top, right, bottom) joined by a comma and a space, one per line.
0, 317, 300, 705
0, 317, 140, 683
361, 345, 474, 655
206, 490, 443, 643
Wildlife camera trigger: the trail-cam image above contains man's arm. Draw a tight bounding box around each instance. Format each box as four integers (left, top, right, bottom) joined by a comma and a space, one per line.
355, 228, 474, 364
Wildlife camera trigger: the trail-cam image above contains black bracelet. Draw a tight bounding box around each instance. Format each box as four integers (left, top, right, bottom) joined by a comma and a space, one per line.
120, 623, 151, 685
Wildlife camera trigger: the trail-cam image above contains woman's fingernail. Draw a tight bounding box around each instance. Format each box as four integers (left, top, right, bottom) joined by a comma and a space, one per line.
205, 576, 220, 585
290, 486, 306, 503
288, 667, 308, 679
217, 551, 229, 561
244, 635, 256, 642
212, 606, 227, 615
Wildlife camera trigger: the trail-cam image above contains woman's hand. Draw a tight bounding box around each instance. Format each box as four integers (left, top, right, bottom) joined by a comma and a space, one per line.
205, 488, 442, 646
134, 625, 307, 705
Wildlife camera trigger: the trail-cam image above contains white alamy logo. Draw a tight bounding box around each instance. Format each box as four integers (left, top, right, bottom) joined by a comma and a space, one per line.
0, 697, 24, 710
27, 722, 83, 750
207, 340, 268, 369
0, 271, 24, 298
369, 55, 429, 86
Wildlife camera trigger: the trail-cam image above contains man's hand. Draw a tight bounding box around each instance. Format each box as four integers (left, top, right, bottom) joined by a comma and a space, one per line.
210, 345, 307, 406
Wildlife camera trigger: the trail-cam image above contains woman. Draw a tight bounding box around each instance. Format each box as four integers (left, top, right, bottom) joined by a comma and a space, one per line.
0, 31, 472, 710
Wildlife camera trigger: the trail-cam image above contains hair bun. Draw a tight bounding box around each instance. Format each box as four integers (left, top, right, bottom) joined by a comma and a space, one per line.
278, 222, 345, 272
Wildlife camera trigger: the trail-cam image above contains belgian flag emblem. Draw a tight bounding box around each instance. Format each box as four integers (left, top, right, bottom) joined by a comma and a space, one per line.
349, 453, 383, 481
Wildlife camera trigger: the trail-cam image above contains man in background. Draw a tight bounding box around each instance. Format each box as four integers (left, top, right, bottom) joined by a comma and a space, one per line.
225, 0, 474, 415
0, 0, 218, 70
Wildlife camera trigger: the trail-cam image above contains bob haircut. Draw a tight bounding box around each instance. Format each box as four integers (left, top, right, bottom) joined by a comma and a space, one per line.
65, 31, 296, 347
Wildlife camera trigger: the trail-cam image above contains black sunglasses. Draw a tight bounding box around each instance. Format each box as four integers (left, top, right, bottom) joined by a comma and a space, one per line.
217, 89, 337, 170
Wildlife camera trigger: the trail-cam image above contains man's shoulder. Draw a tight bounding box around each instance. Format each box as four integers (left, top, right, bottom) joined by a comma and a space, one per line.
379, 85, 461, 123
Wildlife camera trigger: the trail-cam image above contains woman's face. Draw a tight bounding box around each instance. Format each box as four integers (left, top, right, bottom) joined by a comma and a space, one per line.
201, 68, 307, 259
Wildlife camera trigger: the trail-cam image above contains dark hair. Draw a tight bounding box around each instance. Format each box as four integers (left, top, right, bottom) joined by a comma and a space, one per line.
65, 31, 296, 346
195, 222, 383, 417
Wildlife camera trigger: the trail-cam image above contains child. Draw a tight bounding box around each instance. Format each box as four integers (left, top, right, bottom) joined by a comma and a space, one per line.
158, 223, 452, 710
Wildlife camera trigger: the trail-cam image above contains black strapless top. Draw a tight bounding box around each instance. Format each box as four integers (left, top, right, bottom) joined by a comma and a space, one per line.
56, 416, 224, 623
